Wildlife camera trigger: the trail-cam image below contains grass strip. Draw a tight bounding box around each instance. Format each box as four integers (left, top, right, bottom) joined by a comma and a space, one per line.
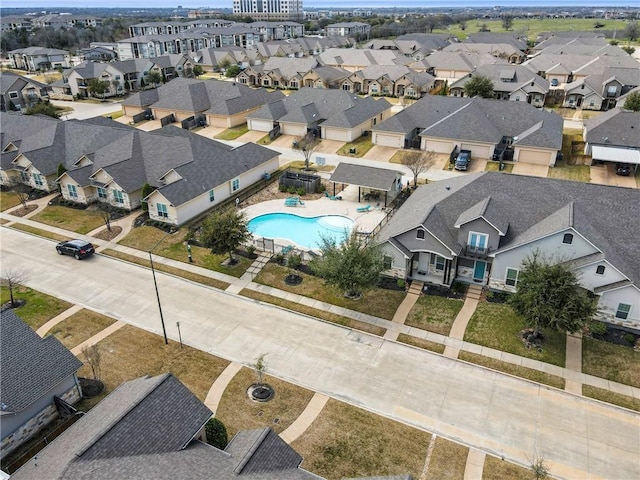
240, 289, 386, 337
101, 249, 230, 290
582, 385, 640, 412
397, 333, 445, 354
10, 223, 70, 242
458, 351, 565, 389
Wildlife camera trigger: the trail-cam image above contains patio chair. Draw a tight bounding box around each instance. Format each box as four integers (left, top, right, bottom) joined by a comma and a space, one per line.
323, 191, 340, 201
284, 197, 301, 207
357, 205, 372, 213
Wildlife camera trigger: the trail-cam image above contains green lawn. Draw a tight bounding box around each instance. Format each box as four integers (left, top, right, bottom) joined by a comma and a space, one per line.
485, 161, 514, 173
547, 160, 591, 182
405, 295, 464, 336
583, 337, 640, 388
30, 205, 104, 234
118, 226, 250, 277
464, 302, 566, 367
0, 286, 73, 330
214, 124, 249, 140
10, 224, 71, 242
253, 262, 405, 320
397, 333, 446, 354
583, 385, 640, 412
336, 136, 373, 158
0, 191, 22, 211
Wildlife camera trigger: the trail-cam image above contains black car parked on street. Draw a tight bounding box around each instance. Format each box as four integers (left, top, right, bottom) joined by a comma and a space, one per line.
56, 239, 95, 259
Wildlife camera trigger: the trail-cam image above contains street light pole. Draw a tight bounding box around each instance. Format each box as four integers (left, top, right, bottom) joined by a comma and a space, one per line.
150, 232, 170, 345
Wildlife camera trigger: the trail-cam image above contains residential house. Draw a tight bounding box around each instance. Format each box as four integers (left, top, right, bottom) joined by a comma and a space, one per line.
583, 107, 640, 172
1, 308, 83, 457
372, 95, 563, 165
442, 42, 526, 64
342, 65, 434, 97
0, 113, 280, 226
79, 46, 117, 62
246, 87, 392, 142
374, 172, 640, 331
196, 46, 261, 72
325, 21, 371, 39
412, 51, 507, 86
151, 54, 196, 81
248, 56, 318, 89
8, 47, 71, 71
562, 66, 640, 111
9, 373, 321, 479
531, 33, 608, 55
316, 48, 410, 73
366, 33, 453, 60
463, 32, 529, 52
449, 64, 549, 107
122, 77, 284, 128
0, 72, 51, 112
66, 59, 160, 98
300, 65, 351, 89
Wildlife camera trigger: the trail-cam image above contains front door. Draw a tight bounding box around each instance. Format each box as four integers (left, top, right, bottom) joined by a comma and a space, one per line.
473, 261, 486, 281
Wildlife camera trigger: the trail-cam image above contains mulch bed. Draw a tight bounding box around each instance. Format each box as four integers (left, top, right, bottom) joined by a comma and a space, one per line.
9, 205, 38, 217
92, 226, 122, 241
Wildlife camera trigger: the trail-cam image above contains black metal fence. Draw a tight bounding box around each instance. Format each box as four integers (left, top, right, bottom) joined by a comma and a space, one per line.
132, 109, 152, 123
160, 113, 175, 127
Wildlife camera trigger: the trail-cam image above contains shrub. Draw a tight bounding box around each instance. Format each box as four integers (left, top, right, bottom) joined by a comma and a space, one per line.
451, 281, 468, 295
296, 187, 306, 196
273, 252, 285, 265
287, 253, 302, 270
247, 245, 256, 257
397, 278, 406, 289
279, 184, 287, 192
623, 333, 636, 346
589, 320, 607, 338
205, 417, 228, 449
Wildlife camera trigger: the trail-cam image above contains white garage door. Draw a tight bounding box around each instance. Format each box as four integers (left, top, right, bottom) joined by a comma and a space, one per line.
248, 119, 274, 132
282, 124, 307, 137
517, 148, 552, 165
324, 127, 348, 142
425, 139, 454, 154
374, 133, 404, 149
461, 143, 491, 159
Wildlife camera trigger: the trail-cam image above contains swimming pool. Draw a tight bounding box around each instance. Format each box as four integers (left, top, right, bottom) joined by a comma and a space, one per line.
248, 213, 354, 249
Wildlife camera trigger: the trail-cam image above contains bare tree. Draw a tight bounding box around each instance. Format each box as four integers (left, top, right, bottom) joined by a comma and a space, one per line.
292, 131, 321, 170
530, 455, 550, 479
252, 353, 268, 385
81, 344, 102, 381
8, 179, 31, 209
2, 268, 28, 308
97, 203, 113, 232
402, 150, 437, 187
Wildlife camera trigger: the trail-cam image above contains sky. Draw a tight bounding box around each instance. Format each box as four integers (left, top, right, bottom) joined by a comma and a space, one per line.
1, 0, 635, 8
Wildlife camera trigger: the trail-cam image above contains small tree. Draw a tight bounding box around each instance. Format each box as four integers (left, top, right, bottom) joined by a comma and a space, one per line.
530, 455, 550, 480
141, 183, 153, 212
225, 65, 241, 78
184, 66, 193, 78
200, 207, 251, 264
205, 418, 228, 449
311, 231, 385, 298
25, 101, 61, 118
623, 91, 640, 112
87, 78, 110, 99
2, 268, 28, 308
624, 20, 639, 41
509, 251, 596, 340
464, 75, 495, 99
193, 65, 205, 78
502, 14, 514, 31
147, 70, 162, 87
252, 353, 268, 385
293, 131, 321, 170
81, 344, 102, 381
439, 80, 450, 96
459, 20, 467, 31
97, 203, 113, 232
9, 179, 31, 209
402, 150, 437, 187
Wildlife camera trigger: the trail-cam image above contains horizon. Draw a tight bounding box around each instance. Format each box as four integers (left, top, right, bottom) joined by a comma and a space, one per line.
1, 1, 637, 9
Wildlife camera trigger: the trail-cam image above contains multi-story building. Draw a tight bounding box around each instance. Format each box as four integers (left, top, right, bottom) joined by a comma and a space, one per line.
8, 47, 71, 71
31, 14, 101, 29
233, 0, 304, 22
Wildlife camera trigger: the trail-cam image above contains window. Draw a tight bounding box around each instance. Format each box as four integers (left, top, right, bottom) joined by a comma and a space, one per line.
416, 229, 425, 240
430, 253, 445, 271
615, 303, 631, 320
596, 265, 605, 275
383, 255, 392, 269
505, 268, 519, 287
115, 75, 121, 80
97, 187, 107, 199
232, 178, 240, 192
468, 232, 488, 248
562, 233, 573, 245
342, 83, 350, 91
68, 184, 78, 198
607, 85, 617, 96
209, 189, 215, 202
20, 171, 30, 182
9, 91, 19, 99
370, 85, 378, 94
157, 203, 168, 218
33, 173, 43, 186
113, 190, 124, 204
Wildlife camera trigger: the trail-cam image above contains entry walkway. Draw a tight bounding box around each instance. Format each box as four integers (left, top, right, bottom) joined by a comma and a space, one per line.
2, 213, 639, 402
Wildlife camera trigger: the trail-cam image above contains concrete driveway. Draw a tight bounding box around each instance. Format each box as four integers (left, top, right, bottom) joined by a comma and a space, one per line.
315, 139, 344, 154
235, 130, 267, 143
365, 145, 397, 162
511, 163, 550, 177
135, 119, 162, 131
194, 125, 226, 140
51, 99, 122, 120
591, 163, 637, 188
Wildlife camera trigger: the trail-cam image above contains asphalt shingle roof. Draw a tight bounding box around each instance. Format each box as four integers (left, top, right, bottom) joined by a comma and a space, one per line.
329, 163, 401, 191
375, 172, 640, 286
0, 308, 82, 414
584, 107, 640, 148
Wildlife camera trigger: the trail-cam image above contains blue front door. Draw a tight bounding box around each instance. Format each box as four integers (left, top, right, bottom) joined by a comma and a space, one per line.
473, 261, 486, 281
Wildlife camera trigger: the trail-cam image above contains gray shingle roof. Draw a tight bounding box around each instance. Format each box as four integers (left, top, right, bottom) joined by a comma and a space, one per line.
0, 308, 82, 414
584, 107, 640, 149
329, 163, 401, 191
248, 88, 390, 130
1, 71, 48, 94
449, 64, 549, 94
375, 172, 640, 286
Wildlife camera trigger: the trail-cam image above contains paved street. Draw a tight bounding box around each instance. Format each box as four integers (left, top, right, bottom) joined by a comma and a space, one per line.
1, 228, 638, 480
50, 99, 122, 120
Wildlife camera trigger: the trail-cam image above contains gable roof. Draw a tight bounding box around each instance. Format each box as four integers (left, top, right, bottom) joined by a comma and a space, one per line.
0, 71, 48, 94
262, 56, 318, 80
330, 163, 402, 191
449, 64, 549, 94
584, 107, 640, 149
375, 172, 640, 286
318, 48, 409, 68
0, 308, 82, 415
419, 51, 507, 72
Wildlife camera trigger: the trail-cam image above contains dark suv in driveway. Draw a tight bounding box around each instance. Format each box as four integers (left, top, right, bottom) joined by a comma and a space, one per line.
454, 150, 472, 171
56, 239, 95, 259
616, 163, 631, 176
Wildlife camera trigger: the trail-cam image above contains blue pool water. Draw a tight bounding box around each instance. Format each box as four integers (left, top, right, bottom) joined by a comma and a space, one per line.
248, 213, 354, 249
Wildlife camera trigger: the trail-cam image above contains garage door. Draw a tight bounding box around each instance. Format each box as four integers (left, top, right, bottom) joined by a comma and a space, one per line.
374, 133, 404, 149
247, 119, 274, 132
282, 124, 307, 137
461, 143, 491, 159
517, 148, 551, 165
425, 139, 454, 154
323, 127, 348, 142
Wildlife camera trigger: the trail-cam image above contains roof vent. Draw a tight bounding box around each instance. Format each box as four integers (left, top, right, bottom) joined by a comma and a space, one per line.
445, 185, 450, 190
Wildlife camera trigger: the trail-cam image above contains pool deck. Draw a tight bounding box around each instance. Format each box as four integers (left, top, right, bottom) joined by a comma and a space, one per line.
242, 185, 387, 249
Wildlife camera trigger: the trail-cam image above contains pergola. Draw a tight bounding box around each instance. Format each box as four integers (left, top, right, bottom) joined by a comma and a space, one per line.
329, 163, 403, 207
